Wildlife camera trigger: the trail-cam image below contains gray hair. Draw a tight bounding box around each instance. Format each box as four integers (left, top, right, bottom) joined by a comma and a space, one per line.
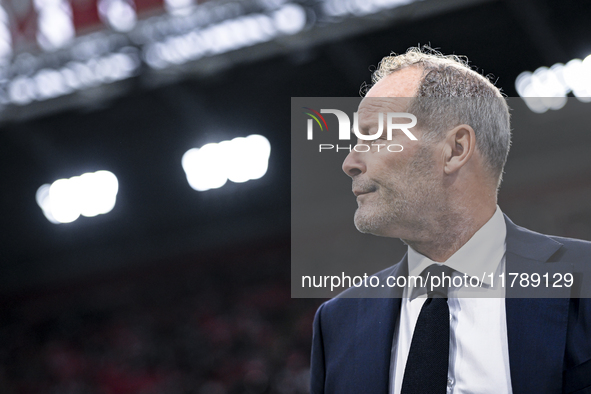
369, 46, 511, 186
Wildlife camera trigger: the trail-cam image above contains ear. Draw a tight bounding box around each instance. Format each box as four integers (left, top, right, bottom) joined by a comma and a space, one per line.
443, 124, 476, 175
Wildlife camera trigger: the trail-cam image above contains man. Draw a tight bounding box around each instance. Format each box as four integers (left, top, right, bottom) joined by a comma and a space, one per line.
310, 47, 591, 394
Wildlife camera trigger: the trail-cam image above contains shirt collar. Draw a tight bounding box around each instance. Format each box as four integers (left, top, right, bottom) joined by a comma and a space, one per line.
407, 206, 506, 287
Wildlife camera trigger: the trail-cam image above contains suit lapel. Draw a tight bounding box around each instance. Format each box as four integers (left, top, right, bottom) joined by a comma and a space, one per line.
332, 216, 572, 393
347, 256, 407, 393
504, 215, 570, 393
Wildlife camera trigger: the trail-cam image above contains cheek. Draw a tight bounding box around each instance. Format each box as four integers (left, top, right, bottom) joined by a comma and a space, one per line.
368, 160, 401, 186
372, 150, 410, 172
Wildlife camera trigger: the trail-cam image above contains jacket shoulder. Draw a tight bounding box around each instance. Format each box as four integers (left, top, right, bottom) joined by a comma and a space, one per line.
547, 234, 591, 261
505, 214, 591, 262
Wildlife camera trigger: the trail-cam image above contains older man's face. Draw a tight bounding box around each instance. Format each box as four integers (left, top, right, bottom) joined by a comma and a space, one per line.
342, 68, 445, 240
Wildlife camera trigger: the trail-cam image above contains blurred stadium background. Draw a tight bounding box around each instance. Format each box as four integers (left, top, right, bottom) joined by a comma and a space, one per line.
1, 0, 591, 392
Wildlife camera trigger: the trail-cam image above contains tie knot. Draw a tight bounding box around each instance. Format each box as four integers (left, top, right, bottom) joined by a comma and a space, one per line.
420, 264, 455, 298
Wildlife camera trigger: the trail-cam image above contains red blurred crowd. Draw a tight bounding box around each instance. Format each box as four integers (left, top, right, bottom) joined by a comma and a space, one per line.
0, 245, 320, 394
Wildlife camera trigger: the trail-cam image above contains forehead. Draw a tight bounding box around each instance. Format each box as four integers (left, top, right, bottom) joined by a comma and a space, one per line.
365, 66, 423, 98
358, 66, 423, 116
356, 97, 412, 118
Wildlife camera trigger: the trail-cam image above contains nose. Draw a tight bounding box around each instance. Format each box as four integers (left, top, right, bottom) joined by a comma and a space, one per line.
342, 149, 366, 178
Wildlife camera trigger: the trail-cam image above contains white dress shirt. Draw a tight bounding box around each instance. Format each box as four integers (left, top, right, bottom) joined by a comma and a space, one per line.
390, 206, 513, 394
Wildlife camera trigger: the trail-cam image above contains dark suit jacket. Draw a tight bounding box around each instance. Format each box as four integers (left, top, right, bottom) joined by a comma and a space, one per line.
310, 215, 591, 394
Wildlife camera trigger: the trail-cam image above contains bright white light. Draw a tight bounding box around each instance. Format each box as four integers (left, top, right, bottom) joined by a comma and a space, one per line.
49, 178, 81, 223
515, 72, 547, 113
515, 71, 533, 97
67, 61, 96, 87
531, 67, 568, 97
166, 0, 193, 9
109, 53, 136, 79
182, 135, 271, 192
240, 16, 273, 44
516, 54, 591, 112
8, 76, 37, 105
522, 97, 549, 114
350, 0, 379, 16
0, 6, 12, 63
241, 134, 271, 180
323, 0, 413, 17
578, 55, 591, 102
144, 8, 305, 71
36, 184, 59, 224
183, 144, 228, 191
98, 0, 137, 32
273, 4, 306, 35
34, 68, 69, 99
78, 171, 119, 217
165, 0, 194, 15
223, 138, 252, 183
144, 44, 168, 69
7, 52, 138, 105
34, 0, 75, 51
36, 171, 119, 224
549, 63, 567, 90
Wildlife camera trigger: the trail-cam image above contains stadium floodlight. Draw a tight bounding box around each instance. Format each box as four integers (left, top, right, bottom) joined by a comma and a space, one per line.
322, 0, 415, 17
6, 52, 139, 105
143, 4, 307, 70
36, 170, 119, 224
182, 134, 271, 192
164, 0, 195, 15
98, 0, 137, 33
515, 54, 591, 113
0, 5, 12, 64
34, 0, 75, 51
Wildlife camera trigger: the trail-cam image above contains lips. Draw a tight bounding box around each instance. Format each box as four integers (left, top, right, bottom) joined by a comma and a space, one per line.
353, 186, 376, 197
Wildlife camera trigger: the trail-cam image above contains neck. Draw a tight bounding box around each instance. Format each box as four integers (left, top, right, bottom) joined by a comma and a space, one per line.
402, 203, 497, 262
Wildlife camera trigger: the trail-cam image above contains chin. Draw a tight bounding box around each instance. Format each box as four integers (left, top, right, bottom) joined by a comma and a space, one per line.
354, 208, 409, 238
354, 212, 387, 236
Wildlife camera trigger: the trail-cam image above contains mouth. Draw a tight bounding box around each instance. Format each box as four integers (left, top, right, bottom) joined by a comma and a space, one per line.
353, 186, 377, 197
